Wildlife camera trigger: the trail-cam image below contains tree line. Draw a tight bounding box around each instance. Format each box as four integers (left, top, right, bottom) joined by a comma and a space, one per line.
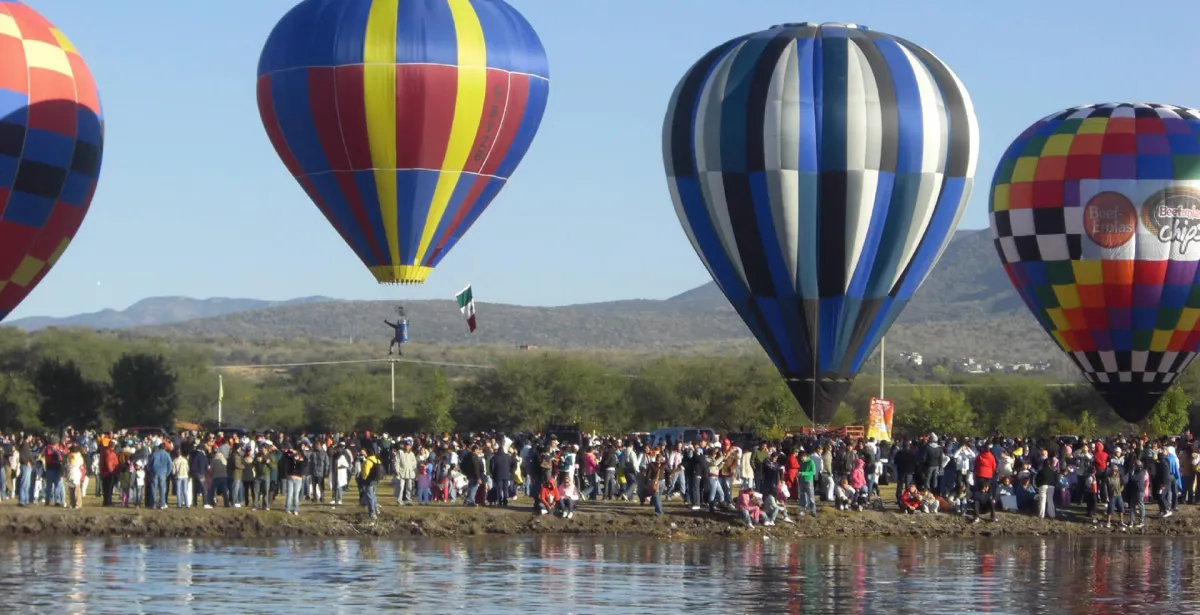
0, 327, 1194, 438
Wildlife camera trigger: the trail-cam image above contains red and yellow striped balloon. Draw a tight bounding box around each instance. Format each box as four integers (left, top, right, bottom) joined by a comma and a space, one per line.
257, 0, 549, 285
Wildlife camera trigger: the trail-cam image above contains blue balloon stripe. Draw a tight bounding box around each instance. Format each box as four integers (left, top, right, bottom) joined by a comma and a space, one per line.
872, 38, 923, 174
895, 176, 967, 299
844, 172, 897, 299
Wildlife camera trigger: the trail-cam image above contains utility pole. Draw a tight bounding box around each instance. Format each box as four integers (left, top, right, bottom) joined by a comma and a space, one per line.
217, 373, 223, 427
879, 337, 886, 399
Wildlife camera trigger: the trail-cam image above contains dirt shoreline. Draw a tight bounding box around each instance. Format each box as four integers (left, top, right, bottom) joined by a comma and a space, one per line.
3, 496, 1200, 540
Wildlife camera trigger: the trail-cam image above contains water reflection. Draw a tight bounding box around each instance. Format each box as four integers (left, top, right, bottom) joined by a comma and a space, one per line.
0, 537, 1197, 614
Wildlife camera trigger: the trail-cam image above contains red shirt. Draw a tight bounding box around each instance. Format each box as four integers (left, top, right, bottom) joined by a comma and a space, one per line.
975, 451, 996, 480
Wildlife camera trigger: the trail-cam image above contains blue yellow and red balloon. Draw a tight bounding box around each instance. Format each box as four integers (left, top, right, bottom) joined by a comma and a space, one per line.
257, 0, 550, 285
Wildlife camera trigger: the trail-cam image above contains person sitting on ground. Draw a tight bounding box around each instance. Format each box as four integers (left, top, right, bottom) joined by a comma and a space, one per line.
971, 481, 997, 523
556, 472, 578, 519
536, 477, 558, 515
920, 488, 939, 514
900, 484, 921, 514
948, 483, 970, 515
763, 485, 792, 524
737, 486, 767, 527
996, 476, 1018, 511
834, 478, 856, 511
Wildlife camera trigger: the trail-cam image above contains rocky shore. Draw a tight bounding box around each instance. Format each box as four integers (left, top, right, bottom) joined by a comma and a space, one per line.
2, 498, 1199, 540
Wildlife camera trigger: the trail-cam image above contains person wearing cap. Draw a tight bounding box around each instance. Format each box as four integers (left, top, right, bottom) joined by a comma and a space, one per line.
393, 440, 417, 506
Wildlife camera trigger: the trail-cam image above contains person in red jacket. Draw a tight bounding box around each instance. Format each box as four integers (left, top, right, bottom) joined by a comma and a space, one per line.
1093, 442, 1109, 504
535, 478, 559, 515
975, 446, 997, 494
98, 442, 120, 507
900, 484, 921, 514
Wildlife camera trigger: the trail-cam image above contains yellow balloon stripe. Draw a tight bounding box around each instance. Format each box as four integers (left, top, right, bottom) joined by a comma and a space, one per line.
364, 0, 400, 267
414, 0, 486, 265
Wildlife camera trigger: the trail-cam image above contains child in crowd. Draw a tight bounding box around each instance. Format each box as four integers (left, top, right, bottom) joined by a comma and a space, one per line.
416, 462, 432, 505
834, 478, 856, 511
919, 488, 939, 514
557, 472, 578, 519
737, 486, 766, 527
900, 484, 921, 514
949, 483, 970, 515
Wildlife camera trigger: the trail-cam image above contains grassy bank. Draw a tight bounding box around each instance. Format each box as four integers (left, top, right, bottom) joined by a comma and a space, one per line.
3, 494, 1199, 540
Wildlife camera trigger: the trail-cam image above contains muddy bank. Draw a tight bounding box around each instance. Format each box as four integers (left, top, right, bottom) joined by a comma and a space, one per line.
4, 498, 1200, 540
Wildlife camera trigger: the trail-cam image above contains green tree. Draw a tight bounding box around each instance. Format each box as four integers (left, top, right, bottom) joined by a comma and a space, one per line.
107, 353, 180, 428
413, 370, 455, 434
897, 385, 977, 436
966, 378, 1053, 436
1145, 386, 1191, 437
0, 372, 38, 432
32, 358, 103, 430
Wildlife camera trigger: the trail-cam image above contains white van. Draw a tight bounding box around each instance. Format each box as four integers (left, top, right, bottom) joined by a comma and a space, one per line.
647, 427, 718, 448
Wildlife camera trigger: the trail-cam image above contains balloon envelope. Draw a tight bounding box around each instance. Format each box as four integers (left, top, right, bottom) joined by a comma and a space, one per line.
663, 22, 978, 423
0, 2, 103, 320
257, 0, 549, 285
990, 102, 1200, 423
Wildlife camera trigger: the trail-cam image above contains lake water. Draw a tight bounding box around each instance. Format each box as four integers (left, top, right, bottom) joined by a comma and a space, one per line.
0, 536, 1195, 614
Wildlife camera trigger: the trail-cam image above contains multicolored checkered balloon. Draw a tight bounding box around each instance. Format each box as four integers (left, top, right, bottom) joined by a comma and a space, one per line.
0, 1, 102, 320
990, 103, 1200, 422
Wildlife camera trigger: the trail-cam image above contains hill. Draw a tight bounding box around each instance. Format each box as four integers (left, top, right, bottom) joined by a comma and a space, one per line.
9, 229, 1058, 363
6, 296, 338, 331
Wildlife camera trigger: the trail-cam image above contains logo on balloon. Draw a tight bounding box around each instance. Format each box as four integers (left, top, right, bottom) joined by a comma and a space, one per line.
1141, 187, 1200, 253
1083, 191, 1136, 249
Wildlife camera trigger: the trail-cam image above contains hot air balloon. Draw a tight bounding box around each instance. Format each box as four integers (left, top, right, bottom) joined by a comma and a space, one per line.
663, 23, 978, 423
990, 102, 1200, 423
0, 2, 102, 320
257, 0, 549, 286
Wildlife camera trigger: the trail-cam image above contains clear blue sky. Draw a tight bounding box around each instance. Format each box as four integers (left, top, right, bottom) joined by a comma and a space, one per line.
14, 0, 1200, 318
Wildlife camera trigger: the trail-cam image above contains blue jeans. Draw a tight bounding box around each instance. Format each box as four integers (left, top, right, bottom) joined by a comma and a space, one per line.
666, 472, 686, 498
17, 465, 31, 505
464, 479, 480, 505
254, 477, 270, 509
651, 493, 663, 516
706, 476, 724, 508
801, 480, 817, 515
174, 477, 189, 507
152, 474, 168, 508
718, 477, 733, 504
230, 478, 243, 506
284, 476, 302, 513
43, 468, 63, 506
363, 482, 379, 517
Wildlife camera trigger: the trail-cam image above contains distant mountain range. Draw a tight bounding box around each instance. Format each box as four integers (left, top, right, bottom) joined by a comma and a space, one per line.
7, 296, 337, 331
3, 230, 1060, 363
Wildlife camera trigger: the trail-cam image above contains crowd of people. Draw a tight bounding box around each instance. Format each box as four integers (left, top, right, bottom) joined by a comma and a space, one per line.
0, 427, 1193, 529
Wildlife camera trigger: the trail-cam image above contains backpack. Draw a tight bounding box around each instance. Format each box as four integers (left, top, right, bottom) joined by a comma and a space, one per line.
367, 458, 383, 482
45, 447, 62, 466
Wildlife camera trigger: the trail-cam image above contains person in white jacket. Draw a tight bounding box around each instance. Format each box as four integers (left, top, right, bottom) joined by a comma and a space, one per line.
954, 442, 977, 489
392, 441, 418, 505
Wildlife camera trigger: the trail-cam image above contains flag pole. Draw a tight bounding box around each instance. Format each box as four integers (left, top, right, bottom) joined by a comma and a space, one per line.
217, 374, 223, 427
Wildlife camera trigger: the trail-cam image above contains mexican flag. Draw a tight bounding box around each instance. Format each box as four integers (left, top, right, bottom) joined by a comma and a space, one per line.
456, 285, 477, 332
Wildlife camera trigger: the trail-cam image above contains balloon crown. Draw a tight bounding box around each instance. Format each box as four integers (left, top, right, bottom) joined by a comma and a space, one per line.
770, 22, 868, 30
